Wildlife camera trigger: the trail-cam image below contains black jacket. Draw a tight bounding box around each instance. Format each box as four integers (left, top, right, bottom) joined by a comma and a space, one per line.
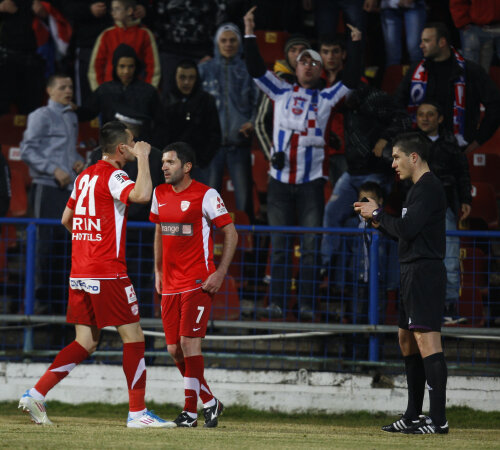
78, 44, 162, 144
61, 0, 112, 49
379, 172, 446, 263
426, 131, 472, 214
161, 63, 221, 168
0, 0, 37, 52
394, 55, 500, 145
344, 85, 413, 175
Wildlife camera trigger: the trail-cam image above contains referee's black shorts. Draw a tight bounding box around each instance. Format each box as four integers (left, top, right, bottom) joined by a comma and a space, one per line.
398, 259, 446, 332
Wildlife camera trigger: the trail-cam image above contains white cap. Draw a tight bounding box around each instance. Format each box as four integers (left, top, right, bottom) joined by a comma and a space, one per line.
297, 49, 323, 66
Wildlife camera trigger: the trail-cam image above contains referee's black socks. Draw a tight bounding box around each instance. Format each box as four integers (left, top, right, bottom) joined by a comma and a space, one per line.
403, 353, 426, 420
423, 352, 448, 426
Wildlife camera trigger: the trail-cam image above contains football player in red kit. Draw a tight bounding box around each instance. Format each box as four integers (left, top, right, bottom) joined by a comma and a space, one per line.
150, 142, 238, 428
19, 121, 172, 428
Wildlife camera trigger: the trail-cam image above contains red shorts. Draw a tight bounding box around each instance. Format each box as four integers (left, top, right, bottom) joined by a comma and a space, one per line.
161, 287, 212, 345
67, 277, 140, 329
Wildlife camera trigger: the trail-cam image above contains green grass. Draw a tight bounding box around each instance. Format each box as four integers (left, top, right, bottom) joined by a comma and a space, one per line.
3, 402, 500, 449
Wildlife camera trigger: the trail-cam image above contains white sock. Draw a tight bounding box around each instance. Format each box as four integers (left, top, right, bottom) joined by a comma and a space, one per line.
29, 388, 45, 401
129, 408, 147, 419
203, 398, 215, 408
186, 411, 197, 419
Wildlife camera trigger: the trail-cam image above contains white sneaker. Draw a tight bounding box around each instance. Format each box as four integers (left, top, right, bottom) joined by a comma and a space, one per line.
126, 410, 176, 428
18, 390, 53, 425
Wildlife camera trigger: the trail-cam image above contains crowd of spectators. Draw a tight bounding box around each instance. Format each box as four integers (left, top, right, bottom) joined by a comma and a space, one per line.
2, 0, 500, 323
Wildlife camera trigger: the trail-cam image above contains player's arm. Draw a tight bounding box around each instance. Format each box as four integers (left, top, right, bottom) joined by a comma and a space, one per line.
127, 141, 153, 204
202, 222, 238, 294
61, 206, 74, 233
154, 223, 162, 294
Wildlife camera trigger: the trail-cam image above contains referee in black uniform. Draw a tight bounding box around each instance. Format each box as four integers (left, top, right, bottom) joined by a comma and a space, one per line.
355, 132, 449, 435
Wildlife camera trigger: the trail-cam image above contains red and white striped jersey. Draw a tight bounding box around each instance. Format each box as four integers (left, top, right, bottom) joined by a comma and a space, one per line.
254, 70, 350, 184
67, 160, 135, 278
149, 180, 232, 294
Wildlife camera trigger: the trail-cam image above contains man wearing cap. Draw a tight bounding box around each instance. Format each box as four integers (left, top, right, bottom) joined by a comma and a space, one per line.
243, 7, 362, 320
255, 34, 311, 160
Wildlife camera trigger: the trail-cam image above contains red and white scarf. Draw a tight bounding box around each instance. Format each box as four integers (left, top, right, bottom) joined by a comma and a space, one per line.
408, 48, 467, 146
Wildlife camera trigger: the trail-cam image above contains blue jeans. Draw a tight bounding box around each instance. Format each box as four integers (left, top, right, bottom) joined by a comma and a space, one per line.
444, 207, 460, 302
314, 0, 366, 53
460, 24, 500, 72
207, 145, 253, 221
380, 2, 426, 66
267, 177, 325, 309
321, 172, 393, 267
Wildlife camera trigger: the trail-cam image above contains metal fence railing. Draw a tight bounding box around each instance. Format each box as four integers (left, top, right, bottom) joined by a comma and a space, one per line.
1, 218, 499, 375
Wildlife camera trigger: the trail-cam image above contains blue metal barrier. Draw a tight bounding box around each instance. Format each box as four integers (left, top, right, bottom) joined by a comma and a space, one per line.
1, 217, 499, 373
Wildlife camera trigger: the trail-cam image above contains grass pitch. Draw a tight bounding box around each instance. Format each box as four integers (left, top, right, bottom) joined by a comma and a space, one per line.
2, 402, 500, 449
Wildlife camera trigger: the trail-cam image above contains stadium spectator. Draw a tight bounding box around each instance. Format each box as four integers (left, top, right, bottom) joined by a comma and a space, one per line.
394, 22, 500, 153
0, 0, 45, 115
151, 0, 222, 94
161, 59, 221, 185
355, 132, 449, 435
450, 0, 500, 73
416, 101, 471, 324
364, 0, 426, 66
20, 74, 85, 314
255, 34, 310, 161
19, 121, 172, 429
243, 6, 362, 320
320, 85, 411, 295
79, 44, 162, 144
198, 22, 259, 222
319, 35, 348, 187
151, 142, 237, 428
88, 0, 160, 91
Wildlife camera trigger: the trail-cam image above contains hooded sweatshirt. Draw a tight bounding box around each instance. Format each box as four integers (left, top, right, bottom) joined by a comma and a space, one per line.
162, 60, 221, 168
198, 23, 258, 147
79, 44, 162, 143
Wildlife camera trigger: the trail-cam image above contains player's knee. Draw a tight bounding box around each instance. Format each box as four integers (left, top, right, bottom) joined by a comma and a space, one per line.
167, 344, 181, 360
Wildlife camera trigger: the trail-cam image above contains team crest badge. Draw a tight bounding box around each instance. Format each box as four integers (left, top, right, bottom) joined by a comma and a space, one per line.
181, 200, 190, 211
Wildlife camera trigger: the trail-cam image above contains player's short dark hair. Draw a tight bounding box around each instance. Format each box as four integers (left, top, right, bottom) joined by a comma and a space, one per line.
423, 22, 450, 45
393, 131, 430, 162
100, 121, 129, 155
46, 73, 71, 88
418, 99, 443, 117
359, 181, 384, 201
163, 142, 196, 171
318, 34, 346, 51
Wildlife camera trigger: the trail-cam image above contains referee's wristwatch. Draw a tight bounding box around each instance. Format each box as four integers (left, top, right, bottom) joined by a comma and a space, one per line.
371, 207, 383, 223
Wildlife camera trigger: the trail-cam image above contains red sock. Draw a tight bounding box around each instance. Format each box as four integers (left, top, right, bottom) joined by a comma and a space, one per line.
34, 341, 89, 396
123, 342, 146, 412
184, 355, 214, 412
199, 374, 214, 404
177, 358, 213, 404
